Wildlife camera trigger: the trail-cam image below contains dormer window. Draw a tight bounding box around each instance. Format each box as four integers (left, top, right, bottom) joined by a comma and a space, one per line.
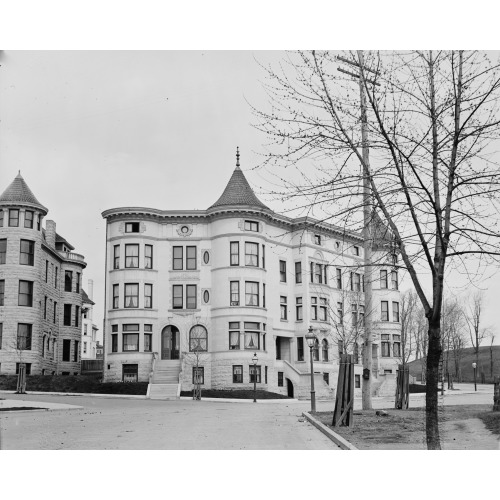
244, 220, 259, 232
314, 234, 322, 245
125, 222, 140, 233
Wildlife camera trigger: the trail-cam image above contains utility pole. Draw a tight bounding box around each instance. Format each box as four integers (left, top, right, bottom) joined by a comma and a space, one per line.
337, 51, 379, 410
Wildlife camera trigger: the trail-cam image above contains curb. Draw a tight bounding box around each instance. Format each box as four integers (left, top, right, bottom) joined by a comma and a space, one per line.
302, 411, 358, 450
179, 397, 300, 404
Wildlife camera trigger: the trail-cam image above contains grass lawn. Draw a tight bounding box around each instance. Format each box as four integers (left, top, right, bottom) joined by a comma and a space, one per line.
314, 404, 498, 450
180, 389, 290, 399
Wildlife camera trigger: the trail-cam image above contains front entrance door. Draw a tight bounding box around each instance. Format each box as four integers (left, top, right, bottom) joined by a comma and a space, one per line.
161, 325, 180, 360
286, 378, 294, 398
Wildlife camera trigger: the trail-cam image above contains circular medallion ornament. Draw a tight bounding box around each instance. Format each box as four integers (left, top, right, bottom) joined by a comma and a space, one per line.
176, 224, 193, 237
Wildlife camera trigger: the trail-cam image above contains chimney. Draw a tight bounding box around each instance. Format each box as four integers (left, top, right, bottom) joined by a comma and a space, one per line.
45, 220, 56, 248
88, 279, 94, 301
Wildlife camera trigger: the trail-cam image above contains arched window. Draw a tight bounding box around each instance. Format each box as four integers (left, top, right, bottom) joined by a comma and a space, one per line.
322, 339, 328, 362
313, 338, 320, 361
189, 325, 208, 352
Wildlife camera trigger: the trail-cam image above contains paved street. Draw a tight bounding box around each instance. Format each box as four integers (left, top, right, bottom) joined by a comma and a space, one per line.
0, 392, 340, 450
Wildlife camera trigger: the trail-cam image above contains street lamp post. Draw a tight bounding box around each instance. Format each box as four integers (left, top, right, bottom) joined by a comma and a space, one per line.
305, 326, 317, 412
252, 352, 258, 403
472, 362, 477, 392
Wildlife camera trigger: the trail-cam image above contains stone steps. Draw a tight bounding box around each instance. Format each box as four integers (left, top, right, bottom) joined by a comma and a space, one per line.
148, 384, 179, 400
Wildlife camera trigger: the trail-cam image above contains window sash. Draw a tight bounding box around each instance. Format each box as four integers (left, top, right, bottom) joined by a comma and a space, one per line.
0, 239, 6, 264
381, 342, 391, 357
280, 260, 287, 282
245, 281, 259, 306
186, 285, 197, 309
17, 323, 32, 350
125, 244, 139, 268
391, 271, 398, 290
65, 271, 73, 292
113, 245, 120, 269
189, 326, 207, 351
381, 301, 389, 321
295, 261, 302, 283
380, 270, 388, 288
233, 365, 243, 383
173, 246, 183, 270
392, 301, 400, 322
244, 331, 260, 350
124, 284, 139, 308
297, 337, 304, 361
144, 284, 153, 308
19, 240, 34, 265
230, 281, 240, 305
229, 331, 240, 349
186, 246, 197, 270
18, 280, 33, 307
144, 333, 152, 352
245, 242, 259, 267
113, 285, 119, 309
63, 304, 72, 325
9, 209, 19, 227
249, 365, 261, 383
24, 210, 34, 228
123, 334, 139, 351
173, 285, 183, 309
145, 245, 153, 269
230, 242, 239, 266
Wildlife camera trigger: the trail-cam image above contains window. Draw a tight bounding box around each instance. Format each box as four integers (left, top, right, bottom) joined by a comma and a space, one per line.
311, 297, 318, 320
45, 260, 49, 282
113, 284, 119, 309
355, 374, 361, 388
244, 322, 260, 350
24, 210, 34, 229
63, 304, 72, 326
145, 245, 153, 269
381, 301, 389, 322
18, 280, 33, 307
230, 281, 240, 306
189, 325, 208, 351
0, 239, 7, 265
53, 302, 57, 324
295, 261, 302, 283
359, 305, 365, 327
353, 245, 360, 256
230, 242, 239, 266
62, 339, 71, 361
125, 222, 140, 233
17, 323, 32, 350
245, 242, 259, 267
249, 365, 261, 383
9, 209, 19, 227
84, 324, 88, 335
391, 270, 398, 290
313, 339, 320, 361
203, 290, 210, 303
74, 306, 80, 327
233, 365, 243, 383
65, 270, 72, 292
337, 302, 343, 325
37, 215, 41, 231
125, 244, 139, 268
0, 280, 4, 306
381, 334, 391, 357
144, 329, 152, 352
113, 245, 120, 269
54, 267, 58, 288
393, 335, 401, 357
338, 339, 344, 356
192, 367, 204, 385
173, 246, 183, 270
315, 263, 323, 284
322, 339, 329, 361
296, 297, 303, 321
244, 220, 259, 232
111, 333, 118, 352
380, 270, 388, 289
123, 324, 140, 351
19, 239, 34, 266
297, 337, 304, 361
44, 296, 47, 319
186, 246, 197, 270
122, 364, 139, 382
229, 322, 240, 350
0, 211, 3, 227
186, 285, 197, 309
392, 301, 400, 322
352, 303, 358, 326
263, 283, 266, 308
83, 342, 87, 354
74, 340, 79, 362
336, 268, 342, 289
173, 285, 183, 309
245, 281, 259, 307
203, 251, 210, 264
16, 363, 32, 375
262, 245, 265, 268
319, 298, 328, 321
144, 284, 153, 309
351, 272, 361, 291
314, 234, 321, 245
280, 296, 287, 320
353, 343, 359, 364
279, 260, 287, 282
278, 371, 284, 387
124, 284, 139, 308
76, 273, 80, 293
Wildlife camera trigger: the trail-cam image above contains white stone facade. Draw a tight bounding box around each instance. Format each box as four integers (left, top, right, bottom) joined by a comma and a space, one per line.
102, 162, 401, 397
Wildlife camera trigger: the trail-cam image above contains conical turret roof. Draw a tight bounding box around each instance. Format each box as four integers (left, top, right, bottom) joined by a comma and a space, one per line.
0, 172, 48, 213
209, 149, 270, 211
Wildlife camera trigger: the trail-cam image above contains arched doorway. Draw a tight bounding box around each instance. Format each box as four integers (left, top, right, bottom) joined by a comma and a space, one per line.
286, 378, 294, 398
161, 325, 180, 360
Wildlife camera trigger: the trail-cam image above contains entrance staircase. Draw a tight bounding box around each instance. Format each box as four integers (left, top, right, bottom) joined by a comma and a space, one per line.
147, 359, 181, 400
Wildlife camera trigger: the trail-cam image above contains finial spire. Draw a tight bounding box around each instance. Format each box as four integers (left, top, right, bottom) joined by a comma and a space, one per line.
236, 146, 240, 168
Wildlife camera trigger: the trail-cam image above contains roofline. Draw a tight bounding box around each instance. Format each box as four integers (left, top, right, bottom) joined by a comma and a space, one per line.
0, 201, 48, 215
101, 205, 364, 242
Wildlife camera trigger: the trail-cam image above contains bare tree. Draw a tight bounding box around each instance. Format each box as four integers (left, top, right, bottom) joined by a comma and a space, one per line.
253, 50, 500, 449
464, 291, 492, 382
399, 289, 419, 366
182, 323, 209, 400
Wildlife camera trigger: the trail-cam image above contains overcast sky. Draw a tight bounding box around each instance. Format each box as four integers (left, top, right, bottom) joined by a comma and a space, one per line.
1, 50, 499, 344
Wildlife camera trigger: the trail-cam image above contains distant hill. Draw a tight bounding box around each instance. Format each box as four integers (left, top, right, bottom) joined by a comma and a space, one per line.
407, 345, 500, 384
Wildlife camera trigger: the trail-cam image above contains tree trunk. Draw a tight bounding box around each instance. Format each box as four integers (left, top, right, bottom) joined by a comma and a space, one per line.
425, 320, 442, 449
